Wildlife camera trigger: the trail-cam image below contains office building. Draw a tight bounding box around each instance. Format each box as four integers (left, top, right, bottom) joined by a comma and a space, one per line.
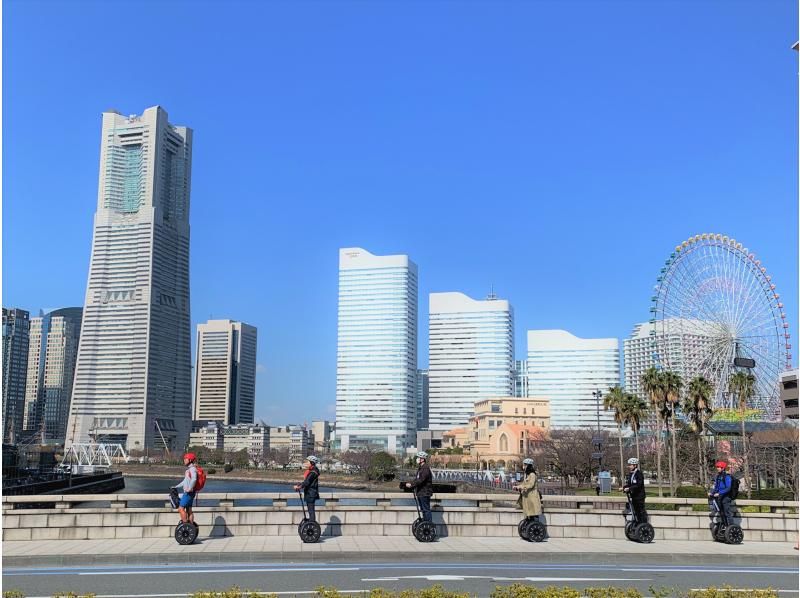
2, 308, 30, 443
513, 360, 528, 398
67, 106, 193, 451
336, 247, 418, 453
779, 370, 798, 420
188, 421, 269, 461
527, 329, 619, 429
22, 308, 83, 443
194, 319, 257, 425
269, 425, 312, 460
428, 292, 513, 430
416, 369, 429, 431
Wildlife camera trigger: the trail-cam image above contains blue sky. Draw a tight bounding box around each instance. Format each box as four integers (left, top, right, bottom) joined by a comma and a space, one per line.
4, 0, 797, 426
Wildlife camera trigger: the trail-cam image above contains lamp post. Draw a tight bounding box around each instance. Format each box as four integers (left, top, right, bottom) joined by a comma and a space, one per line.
591, 389, 604, 474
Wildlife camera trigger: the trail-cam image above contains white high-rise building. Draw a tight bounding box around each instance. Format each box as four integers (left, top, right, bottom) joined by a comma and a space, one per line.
428, 292, 514, 430
194, 319, 257, 425
22, 308, 83, 443
527, 330, 619, 430
624, 319, 715, 401
67, 106, 193, 451
336, 247, 418, 453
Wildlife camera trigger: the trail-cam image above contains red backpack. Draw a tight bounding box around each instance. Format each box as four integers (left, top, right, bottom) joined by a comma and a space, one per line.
194, 465, 207, 492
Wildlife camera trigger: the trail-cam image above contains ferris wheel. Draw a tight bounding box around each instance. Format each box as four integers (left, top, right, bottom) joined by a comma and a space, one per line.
651, 233, 791, 420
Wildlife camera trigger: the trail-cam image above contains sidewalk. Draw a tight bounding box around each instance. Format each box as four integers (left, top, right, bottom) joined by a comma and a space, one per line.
3, 535, 796, 568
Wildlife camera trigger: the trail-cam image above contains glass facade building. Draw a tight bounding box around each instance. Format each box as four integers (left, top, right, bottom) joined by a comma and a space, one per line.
2, 308, 30, 443
335, 247, 418, 453
428, 292, 514, 430
527, 329, 619, 430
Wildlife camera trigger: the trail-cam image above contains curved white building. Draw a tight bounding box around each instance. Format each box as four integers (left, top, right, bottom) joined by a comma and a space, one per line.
527, 330, 619, 429
428, 292, 514, 430
335, 248, 418, 453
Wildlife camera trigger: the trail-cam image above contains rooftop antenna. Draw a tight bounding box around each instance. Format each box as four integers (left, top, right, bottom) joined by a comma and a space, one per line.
487, 284, 498, 301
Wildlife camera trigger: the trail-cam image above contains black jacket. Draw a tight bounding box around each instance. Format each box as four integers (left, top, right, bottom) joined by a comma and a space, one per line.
410, 463, 433, 497
300, 466, 320, 501
624, 468, 646, 501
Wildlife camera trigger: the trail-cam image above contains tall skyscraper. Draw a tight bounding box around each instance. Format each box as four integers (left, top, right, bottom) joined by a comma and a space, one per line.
67, 107, 193, 451
2, 308, 30, 443
22, 308, 83, 443
513, 359, 529, 398
194, 319, 257, 425
416, 369, 429, 431
336, 247, 418, 453
428, 292, 514, 430
527, 329, 619, 430
624, 319, 715, 402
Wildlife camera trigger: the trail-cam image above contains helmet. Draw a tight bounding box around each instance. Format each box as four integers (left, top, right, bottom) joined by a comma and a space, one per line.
627, 458, 639, 465
306, 455, 320, 464
416, 451, 429, 459
522, 458, 535, 466
183, 452, 196, 463
715, 460, 727, 469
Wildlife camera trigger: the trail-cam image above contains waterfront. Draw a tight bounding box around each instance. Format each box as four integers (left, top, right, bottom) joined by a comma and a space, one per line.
119, 475, 338, 494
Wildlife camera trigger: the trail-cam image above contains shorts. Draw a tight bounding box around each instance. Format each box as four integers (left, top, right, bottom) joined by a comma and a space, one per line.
179, 492, 195, 509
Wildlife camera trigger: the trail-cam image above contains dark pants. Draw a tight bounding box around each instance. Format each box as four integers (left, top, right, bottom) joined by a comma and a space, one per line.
305, 500, 316, 522
719, 496, 734, 525
418, 495, 432, 522
632, 499, 648, 524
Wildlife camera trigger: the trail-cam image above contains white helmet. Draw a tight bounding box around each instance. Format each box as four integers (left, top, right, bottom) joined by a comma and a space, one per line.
306, 455, 320, 464
522, 458, 535, 466
416, 451, 429, 459
627, 458, 639, 465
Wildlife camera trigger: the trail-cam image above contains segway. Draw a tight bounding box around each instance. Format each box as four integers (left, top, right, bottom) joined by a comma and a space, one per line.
297, 490, 321, 543
517, 490, 546, 542
622, 492, 654, 543
709, 496, 743, 544
410, 488, 437, 542
170, 488, 199, 545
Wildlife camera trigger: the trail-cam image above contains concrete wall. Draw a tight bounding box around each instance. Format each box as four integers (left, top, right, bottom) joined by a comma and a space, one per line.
3, 493, 797, 543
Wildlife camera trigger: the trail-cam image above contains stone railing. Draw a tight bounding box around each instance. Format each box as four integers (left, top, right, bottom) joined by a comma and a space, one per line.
2, 493, 797, 543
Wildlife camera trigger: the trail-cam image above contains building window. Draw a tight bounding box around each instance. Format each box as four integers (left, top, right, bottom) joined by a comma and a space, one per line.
499, 434, 508, 452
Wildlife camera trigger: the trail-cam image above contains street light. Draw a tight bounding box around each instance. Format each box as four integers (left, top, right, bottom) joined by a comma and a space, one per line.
591, 390, 604, 474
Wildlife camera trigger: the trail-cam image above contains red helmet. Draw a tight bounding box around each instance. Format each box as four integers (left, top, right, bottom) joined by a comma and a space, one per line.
715, 460, 727, 469
183, 452, 197, 462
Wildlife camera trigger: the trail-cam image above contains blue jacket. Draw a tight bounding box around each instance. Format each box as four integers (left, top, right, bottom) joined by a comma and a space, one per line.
712, 472, 732, 496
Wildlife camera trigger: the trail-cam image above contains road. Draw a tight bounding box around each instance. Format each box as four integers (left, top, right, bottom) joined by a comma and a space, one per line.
4, 558, 798, 597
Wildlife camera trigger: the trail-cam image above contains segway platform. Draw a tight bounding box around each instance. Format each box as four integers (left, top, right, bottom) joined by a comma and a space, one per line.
297, 491, 321, 543
622, 494, 654, 543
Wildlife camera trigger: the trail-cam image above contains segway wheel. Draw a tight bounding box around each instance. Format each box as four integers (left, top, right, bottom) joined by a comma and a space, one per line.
713, 524, 727, 542
517, 519, 531, 540
175, 522, 198, 545
724, 524, 744, 545
414, 521, 437, 542
526, 521, 547, 543
412, 517, 423, 536
299, 520, 321, 543
624, 521, 637, 541
298, 517, 307, 535
636, 522, 655, 544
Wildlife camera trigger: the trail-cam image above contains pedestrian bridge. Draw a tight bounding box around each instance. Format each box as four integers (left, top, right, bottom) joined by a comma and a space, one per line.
2, 492, 796, 543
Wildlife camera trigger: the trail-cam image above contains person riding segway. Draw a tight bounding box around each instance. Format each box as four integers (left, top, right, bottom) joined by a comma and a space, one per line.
621, 457, 654, 543
513, 458, 546, 542
172, 452, 202, 545
708, 461, 743, 544
294, 455, 322, 543
405, 451, 436, 542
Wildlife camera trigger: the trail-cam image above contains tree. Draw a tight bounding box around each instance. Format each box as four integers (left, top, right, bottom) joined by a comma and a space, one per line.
641, 367, 667, 497
603, 385, 627, 482
683, 376, 714, 486
540, 429, 597, 490
662, 370, 683, 494
340, 449, 374, 478
729, 370, 756, 498
367, 451, 398, 481
621, 392, 648, 463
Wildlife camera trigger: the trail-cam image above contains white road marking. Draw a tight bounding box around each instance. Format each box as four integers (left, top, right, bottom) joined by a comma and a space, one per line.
624, 568, 797, 575
77, 566, 360, 576
362, 575, 648, 582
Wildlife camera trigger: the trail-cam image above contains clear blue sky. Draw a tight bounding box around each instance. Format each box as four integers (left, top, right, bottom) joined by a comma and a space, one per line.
4, 0, 797, 426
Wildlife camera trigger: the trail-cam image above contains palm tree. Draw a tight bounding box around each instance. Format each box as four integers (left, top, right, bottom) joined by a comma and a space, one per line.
662, 370, 683, 495
728, 370, 756, 499
641, 367, 666, 497
622, 392, 648, 463
604, 385, 627, 482
683, 376, 714, 486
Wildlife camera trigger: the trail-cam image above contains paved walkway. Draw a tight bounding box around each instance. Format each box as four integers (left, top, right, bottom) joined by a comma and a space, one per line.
3, 536, 796, 568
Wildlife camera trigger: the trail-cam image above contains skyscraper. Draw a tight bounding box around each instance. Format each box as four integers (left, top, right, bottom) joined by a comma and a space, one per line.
22, 308, 82, 443
527, 329, 619, 430
2, 308, 30, 443
428, 292, 514, 430
416, 369, 429, 431
194, 319, 257, 425
336, 247, 418, 453
67, 107, 193, 451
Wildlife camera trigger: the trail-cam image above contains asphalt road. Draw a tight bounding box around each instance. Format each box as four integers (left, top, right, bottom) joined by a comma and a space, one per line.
4, 559, 798, 597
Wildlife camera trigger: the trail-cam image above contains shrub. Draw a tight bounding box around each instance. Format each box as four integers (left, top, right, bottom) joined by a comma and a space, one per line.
490, 585, 582, 598
3, 591, 25, 598
688, 587, 778, 598
224, 464, 234, 473
367, 452, 397, 481
676, 485, 708, 499
207, 468, 217, 475
191, 587, 276, 598
750, 488, 793, 501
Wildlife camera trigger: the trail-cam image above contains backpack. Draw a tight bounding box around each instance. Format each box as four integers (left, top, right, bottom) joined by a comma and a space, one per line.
728, 474, 739, 500
194, 465, 207, 492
